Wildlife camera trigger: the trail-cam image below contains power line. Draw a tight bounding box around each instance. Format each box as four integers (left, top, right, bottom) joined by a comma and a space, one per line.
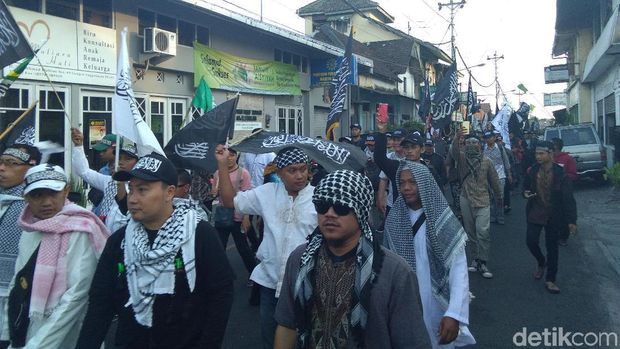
420, 0, 450, 23
455, 46, 494, 88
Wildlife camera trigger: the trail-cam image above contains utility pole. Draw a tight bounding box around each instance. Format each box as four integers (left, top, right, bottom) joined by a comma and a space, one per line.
487, 51, 504, 113
438, 0, 466, 61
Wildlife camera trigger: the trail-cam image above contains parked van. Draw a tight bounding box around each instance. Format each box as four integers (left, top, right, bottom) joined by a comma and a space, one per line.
544, 123, 606, 179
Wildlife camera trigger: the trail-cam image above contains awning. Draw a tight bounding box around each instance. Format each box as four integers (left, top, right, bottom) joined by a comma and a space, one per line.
583, 4, 620, 83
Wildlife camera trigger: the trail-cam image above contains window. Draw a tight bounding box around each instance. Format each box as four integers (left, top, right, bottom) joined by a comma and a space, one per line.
157, 14, 176, 33
274, 49, 307, 73
83, 0, 112, 27
46, 0, 79, 20
82, 94, 112, 168
39, 89, 67, 167
171, 102, 184, 136
236, 109, 261, 122
277, 106, 302, 135
597, 99, 604, 141
403, 77, 407, 93
197, 26, 209, 45
6, 0, 41, 12
138, 9, 155, 36
282, 51, 291, 65
604, 94, 615, 144
329, 19, 349, 33
0, 87, 30, 139
151, 100, 165, 146
178, 20, 195, 46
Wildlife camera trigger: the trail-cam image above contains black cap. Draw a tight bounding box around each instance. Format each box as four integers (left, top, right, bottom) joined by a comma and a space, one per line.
424, 139, 434, 146
392, 128, 406, 138
350, 123, 361, 130
113, 152, 177, 185
483, 130, 495, 138
400, 134, 424, 146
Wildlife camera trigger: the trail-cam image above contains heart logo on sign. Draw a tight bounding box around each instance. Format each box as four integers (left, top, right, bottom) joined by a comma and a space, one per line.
17, 19, 51, 41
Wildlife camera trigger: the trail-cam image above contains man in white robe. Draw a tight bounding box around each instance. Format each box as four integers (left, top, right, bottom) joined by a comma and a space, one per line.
384, 160, 475, 348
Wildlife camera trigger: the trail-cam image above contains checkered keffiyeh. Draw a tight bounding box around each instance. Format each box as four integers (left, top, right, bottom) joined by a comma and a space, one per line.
294, 170, 383, 348
124, 200, 200, 327
384, 161, 467, 308
275, 148, 308, 169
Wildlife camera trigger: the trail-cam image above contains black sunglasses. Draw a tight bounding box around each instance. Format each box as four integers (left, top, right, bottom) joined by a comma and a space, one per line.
314, 201, 353, 216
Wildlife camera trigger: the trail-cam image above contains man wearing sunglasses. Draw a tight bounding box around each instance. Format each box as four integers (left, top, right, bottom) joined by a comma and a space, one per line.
273, 170, 430, 348
215, 145, 317, 349
0, 144, 41, 349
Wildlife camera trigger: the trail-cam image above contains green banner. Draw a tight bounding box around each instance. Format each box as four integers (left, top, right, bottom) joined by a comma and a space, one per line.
193, 42, 301, 96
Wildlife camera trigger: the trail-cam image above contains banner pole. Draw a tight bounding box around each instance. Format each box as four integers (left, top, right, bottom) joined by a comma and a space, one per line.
33, 50, 72, 125
0, 100, 38, 141
114, 135, 121, 172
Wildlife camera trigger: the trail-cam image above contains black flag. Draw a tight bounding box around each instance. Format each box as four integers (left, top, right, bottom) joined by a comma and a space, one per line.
418, 74, 431, 122
431, 64, 458, 130
466, 74, 477, 122
164, 97, 238, 172
231, 131, 367, 173
0, 107, 35, 152
515, 102, 530, 122
325, 27, 353, 141
0, 1, 34, 69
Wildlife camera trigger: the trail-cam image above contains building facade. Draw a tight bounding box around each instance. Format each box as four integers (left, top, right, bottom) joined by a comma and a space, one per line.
553, 0, 619, 164
298, 0, 452, 134
1, 0, 362, 172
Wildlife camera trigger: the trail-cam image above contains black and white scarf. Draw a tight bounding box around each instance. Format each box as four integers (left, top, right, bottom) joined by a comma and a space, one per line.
123, 201, 199, 327
0, 183, 26, 293
275, 147, 309, 169
97, 179, 117, 221
294, 170, 383, 348
384, 161, 467, 308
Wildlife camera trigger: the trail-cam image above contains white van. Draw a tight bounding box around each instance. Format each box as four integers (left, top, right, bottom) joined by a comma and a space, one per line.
544, 123, 606, 180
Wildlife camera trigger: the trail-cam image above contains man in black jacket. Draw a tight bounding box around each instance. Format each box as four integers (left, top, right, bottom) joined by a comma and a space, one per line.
76, 153, 234, 349
421, 139, 447, 187
523, 141, 577, 294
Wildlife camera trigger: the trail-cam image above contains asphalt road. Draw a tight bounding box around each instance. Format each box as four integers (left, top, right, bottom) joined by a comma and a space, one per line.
221, 181, 620, 348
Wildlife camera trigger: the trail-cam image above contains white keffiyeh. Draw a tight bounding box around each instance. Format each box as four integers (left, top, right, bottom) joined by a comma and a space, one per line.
123, 201, 200, 327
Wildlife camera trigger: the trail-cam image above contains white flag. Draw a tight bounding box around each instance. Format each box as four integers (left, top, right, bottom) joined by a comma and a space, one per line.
491, 105, 511, 150
113, 28, 165, 157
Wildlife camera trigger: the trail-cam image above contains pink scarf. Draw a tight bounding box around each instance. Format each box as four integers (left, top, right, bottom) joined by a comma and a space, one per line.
18, 200, 110, 317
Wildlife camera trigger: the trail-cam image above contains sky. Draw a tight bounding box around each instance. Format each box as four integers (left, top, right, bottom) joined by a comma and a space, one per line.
208, 0, 566, 118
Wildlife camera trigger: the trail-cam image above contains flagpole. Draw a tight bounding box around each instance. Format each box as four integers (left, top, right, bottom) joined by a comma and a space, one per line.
0, 100, 38, 141
181, 105, 194, 128
32, 49, 71, 125
114, 135, 121, 172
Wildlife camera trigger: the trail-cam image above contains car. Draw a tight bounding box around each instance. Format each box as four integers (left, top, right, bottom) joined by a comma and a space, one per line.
544, 123, 607, 180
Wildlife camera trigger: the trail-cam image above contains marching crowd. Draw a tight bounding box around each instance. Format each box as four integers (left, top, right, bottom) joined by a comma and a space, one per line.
0, 119, 578, 348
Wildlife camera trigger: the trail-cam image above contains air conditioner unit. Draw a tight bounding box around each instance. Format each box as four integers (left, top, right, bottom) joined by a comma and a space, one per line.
143, 27, 177, 56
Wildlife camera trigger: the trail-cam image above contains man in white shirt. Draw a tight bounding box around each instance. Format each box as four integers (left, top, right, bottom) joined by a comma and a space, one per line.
483, 130, 512, 225
215, 145, 316, 349
384, 161, 475, 349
